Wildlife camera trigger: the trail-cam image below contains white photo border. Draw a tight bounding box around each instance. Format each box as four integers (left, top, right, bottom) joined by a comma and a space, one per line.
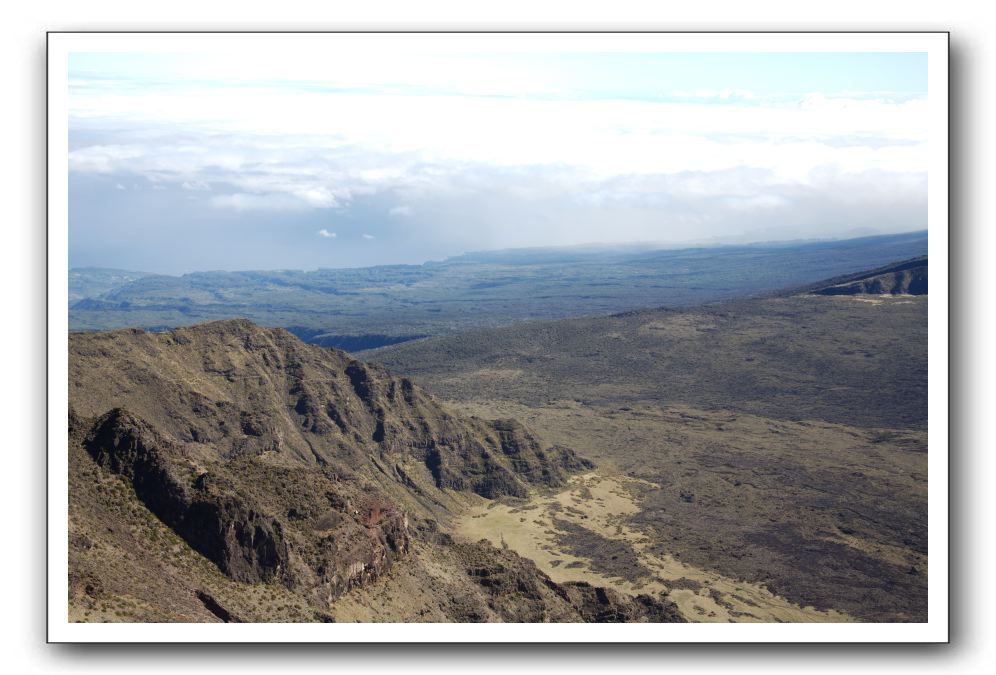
47, 31, 949, 643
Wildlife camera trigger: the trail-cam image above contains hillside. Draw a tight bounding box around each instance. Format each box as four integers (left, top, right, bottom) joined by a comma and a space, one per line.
68, 320, 683, 623
370, 288, 927, 431
370, 272, 929, 621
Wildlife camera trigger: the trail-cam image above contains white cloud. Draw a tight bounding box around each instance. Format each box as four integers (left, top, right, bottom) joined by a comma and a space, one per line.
362, 233, 375, 240
292, 186, 339, 208
209, 193, 316, 212
69, 87, 928, 180
671, 88, 755, 100
114, 183, 126, 190
317, 228, 336, 238
182, 180, 211, 191
68, 72, 929, 246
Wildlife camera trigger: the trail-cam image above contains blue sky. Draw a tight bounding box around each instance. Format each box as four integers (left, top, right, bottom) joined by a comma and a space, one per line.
68, 48, 929, 273
69, 51, 927, 100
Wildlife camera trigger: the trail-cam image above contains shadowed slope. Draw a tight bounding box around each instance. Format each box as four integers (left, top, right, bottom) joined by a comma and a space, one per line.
809, 257, 927, 296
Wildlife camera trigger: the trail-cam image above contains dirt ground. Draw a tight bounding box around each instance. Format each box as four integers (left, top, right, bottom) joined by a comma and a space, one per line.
447, 399, 926, 622
455, 471, 852, 623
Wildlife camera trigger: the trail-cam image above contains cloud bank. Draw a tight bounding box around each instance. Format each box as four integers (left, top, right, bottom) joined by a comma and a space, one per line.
67, 50, 930, 271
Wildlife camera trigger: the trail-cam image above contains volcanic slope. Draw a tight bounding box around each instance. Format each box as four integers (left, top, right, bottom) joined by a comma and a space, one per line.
370, 268, 928, 621
68, 319, 684, 623
806, 256, 927, 296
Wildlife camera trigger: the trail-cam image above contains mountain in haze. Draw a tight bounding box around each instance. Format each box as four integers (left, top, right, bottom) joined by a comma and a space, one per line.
69, 319, 682, 623
68, 231, 928, 348
69, 267, 151, 307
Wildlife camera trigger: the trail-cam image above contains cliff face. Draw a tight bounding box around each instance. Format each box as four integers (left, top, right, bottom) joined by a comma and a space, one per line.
81, 408, 290, 584
70, 319, 590, 499
71, 384, 416, 603
68, 320, 674, 623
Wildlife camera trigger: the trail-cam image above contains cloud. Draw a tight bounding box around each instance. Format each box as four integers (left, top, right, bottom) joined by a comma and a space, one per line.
209, 192, 318, 212
671, 88, 755, 100
114, 183, 126, 190
292, 187, 339, 208
69, 87, 928, 187
67, 63, 929, 253
317, 228, 336, 238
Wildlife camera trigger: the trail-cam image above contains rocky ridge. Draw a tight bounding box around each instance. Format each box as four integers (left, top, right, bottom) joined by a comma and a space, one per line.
68, 319, 675, 622
809, 256, 927, 296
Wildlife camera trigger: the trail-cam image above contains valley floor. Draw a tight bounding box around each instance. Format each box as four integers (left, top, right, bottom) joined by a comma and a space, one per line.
440, 398, 926, 623
454, 471, 852, 623
370, 294, 928, 622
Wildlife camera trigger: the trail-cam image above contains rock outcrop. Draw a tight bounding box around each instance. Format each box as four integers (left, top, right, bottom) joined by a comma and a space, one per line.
457, 543, 684, 623
83, 408, 289, 583
70, 320, 589, 500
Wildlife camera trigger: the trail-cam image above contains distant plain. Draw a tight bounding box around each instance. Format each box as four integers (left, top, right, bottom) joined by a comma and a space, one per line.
69, 231, 927, 350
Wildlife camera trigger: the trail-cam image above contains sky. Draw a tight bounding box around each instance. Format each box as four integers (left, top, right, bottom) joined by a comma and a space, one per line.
67, 46, 930, 274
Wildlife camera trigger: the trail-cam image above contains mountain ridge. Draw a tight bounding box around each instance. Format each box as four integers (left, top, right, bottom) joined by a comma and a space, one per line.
807, 256, 927, 296
69, 319, 683, 622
